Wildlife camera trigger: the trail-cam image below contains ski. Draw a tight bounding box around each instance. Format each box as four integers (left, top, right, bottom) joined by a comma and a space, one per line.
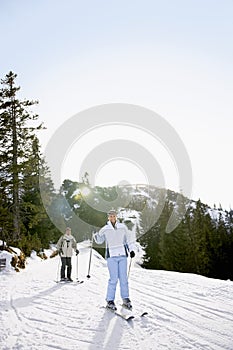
54, 280, 84, 284
120, 304, 148, 318
106, 307, 134, 321
140, 311, 148, 317
104, 305, 147, 320
54, 280, 66, 283
76, 280, 84, 284
114, 309, 135, 321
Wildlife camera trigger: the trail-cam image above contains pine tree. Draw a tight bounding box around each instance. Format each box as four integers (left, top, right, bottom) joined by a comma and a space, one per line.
21, 137, 60, 247
0, 71, 43, 242
209, 210, 231, 279
188, 200, 213, 276
158, 200, 176, 270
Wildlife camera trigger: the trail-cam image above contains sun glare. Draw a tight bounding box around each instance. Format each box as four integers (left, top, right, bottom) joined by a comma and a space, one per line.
81, 187, 90, 197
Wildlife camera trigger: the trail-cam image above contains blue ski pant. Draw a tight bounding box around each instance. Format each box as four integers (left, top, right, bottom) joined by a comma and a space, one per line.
106, 256, 129, 301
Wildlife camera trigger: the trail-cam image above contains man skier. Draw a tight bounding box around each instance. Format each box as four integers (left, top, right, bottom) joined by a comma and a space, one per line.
93, 209, 136, 310
57, 227, 79, 282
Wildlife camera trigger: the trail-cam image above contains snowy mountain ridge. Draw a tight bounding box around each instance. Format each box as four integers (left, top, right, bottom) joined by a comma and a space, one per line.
64, 182, 229, 236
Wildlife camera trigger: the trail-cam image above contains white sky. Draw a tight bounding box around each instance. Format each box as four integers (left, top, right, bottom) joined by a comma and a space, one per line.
1, 0, 233, 209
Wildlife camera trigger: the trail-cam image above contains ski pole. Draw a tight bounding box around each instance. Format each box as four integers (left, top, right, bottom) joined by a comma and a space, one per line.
86, 232, 94, 278
56, 253, 61, 282
76, 250, 84, 283
76, 251, 79, 281
127, 258, 132, 279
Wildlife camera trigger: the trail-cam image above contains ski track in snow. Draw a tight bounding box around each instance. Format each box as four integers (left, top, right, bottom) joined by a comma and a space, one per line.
0, 244, 233, 350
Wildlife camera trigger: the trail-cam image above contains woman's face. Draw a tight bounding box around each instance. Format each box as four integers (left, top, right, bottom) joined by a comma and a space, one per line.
108, 214, 117, 224
65, 228, 71, 235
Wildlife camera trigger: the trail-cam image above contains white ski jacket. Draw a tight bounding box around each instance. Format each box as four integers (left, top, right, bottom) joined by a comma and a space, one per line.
57, 234, 77, 257
94, 221, 135, 258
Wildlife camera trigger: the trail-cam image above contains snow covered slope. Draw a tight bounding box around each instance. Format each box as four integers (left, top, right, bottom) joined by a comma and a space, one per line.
0, 242, 232, 350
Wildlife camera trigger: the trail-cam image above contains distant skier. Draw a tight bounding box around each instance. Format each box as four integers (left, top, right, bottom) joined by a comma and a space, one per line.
93, 209, 136, 310
57, 227, 79, 282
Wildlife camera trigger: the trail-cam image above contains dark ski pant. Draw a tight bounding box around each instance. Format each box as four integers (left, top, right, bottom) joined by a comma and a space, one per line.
61, 257, 72, 279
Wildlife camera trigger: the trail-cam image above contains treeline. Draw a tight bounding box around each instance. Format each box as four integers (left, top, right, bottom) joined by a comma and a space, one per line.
139, 199, 233, 280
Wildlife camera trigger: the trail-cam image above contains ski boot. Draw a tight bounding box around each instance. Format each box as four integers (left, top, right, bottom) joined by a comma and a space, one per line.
122, 298, 132, 310
106, 300, 117, 311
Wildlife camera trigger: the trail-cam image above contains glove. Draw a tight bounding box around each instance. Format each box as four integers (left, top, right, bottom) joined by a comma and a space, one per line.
58, 249, 63, 255
76, 249, 79, 255
130, 251, 135, 258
